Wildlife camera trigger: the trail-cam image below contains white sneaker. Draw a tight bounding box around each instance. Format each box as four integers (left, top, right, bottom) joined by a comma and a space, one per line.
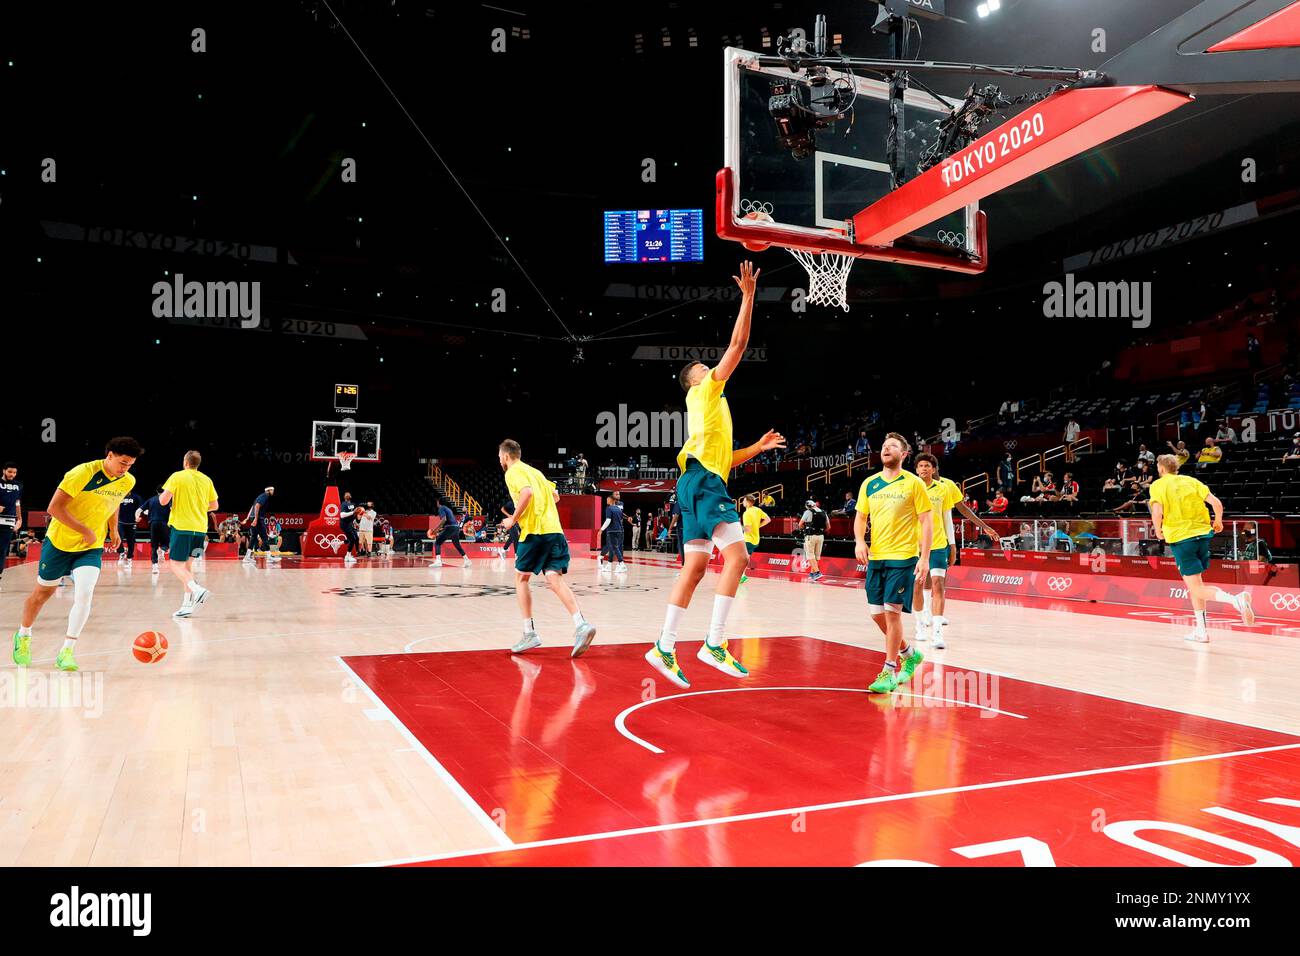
932, 618, 946, 649
1185, 629, 1209, 643
344, 553, 357, 565
1236, 592, 1256, 626
124, 559, 133, 569
463, 557, 472, 568
430, 558, 443, 568
917, 610, 932, 628
267, 553, 281, 563
615, 563, 627, 574
151, 565, 160, 575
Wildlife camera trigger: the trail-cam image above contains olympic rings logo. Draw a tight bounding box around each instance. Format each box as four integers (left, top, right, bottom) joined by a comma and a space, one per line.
314, 533, 347, 553
936, 230, 966, 247
1047, 576, 1072, 591
740, 199, 775, 216
1270, 592, 1300, 612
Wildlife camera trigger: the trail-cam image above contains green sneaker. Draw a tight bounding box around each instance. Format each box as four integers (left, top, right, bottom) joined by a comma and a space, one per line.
868, 667, 899, 694
697, 639, 749, 677
897, 646, 925, 685
55, 647, 78, 672
12, 631, 31, 667
739, 574, 749, 584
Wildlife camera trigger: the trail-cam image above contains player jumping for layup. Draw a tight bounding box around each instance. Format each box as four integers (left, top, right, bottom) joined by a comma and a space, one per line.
498, 440, 597, 657
855, 433, 933, 693
1149, 453, 1255, 643
646, 261, 785, 688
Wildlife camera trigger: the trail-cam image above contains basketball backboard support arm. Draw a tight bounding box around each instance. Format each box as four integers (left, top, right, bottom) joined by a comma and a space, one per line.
853, 0, 1300, 245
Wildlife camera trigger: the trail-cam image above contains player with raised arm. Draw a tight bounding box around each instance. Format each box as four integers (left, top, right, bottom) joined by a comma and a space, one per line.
1148, 454, 1255, 643
855, 433, 933, 693
645, 261, 786, 688
498, 440, 597, 657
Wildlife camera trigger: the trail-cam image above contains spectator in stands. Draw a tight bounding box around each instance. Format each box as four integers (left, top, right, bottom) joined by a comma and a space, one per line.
986, 489, 1009, 515
218, 514, 240, 544
1025, 471, 1056, 504
1112, 467, 1153, 512
1136, 444, 1155, 466
265, 518, 283, 552
761, 491, 776, 510
574, 453, 588, 492
1241, 528, 1272, 562
997, 453, 1014, 491
855, 431, 871, 460
1166, 439, 1190, 468
1196, 437, 1223, 470
1215, 422, 1237, 444
1282, 434, 1300, 461
1064, 418, 1080, 463
1247, 331, 1262, 371
1059, 472, 1080, 504
834, 491, 856, 517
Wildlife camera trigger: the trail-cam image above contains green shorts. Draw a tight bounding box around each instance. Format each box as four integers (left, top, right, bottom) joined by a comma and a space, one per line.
745, 542, 758, 555
37, 540, 103, 584
676, 459, 740, 542
515, 532, 570, 575
929, 548, 951, 571
1169, 533, 1213, 577
865, 558, 918, 612
169, 529, 208, 561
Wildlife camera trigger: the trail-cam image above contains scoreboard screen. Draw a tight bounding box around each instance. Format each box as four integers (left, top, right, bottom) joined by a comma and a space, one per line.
334, 383, 359, 413
603, 209, 704, 263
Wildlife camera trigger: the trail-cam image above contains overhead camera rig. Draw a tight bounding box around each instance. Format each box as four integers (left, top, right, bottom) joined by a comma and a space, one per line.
769, 10, 1101, 188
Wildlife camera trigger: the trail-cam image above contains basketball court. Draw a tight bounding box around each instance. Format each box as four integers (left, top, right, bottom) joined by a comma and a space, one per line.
3, 550, 1298, 867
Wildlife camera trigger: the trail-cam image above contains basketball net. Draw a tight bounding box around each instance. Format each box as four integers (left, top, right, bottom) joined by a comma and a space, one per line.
337, 451, 355, 472
787, 249, 856, 312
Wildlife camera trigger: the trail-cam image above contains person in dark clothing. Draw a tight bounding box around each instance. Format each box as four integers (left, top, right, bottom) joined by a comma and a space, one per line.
244, 486, 277, 561
116, 487, 144, 566
601, 496, 628, 573
499, 496, 521, 557
138, 488, 172, 574
0, 463, 23, 589
339, 492, 359, 564
429, 498, 468, 567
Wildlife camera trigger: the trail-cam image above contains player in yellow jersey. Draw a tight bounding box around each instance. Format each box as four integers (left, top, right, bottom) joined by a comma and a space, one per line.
854, 432, 933, 693
11, 437, 143, 671
1148, 454, 1255, 643
498, 439, 597, 657
646, 261, 785, 688
739, 494, 770, 585
912, 453, 1003, 648
160, 450, 219, 618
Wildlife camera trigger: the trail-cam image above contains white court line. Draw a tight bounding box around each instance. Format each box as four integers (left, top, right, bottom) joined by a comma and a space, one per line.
615, 686, 1027, 754
356, 740, 1300, 866
333, 655, 513, 849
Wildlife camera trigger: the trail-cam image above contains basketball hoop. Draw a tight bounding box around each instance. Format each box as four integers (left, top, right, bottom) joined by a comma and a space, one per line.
337, 451, 355, 472
740, 202, 857, 311
787, 249, 856, 312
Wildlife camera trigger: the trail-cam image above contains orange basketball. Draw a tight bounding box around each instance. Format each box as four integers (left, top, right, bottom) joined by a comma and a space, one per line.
132, 631, 168, 664
741, 210, 773, 252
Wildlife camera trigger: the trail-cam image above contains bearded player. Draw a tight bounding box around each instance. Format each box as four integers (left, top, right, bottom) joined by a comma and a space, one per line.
645, 260, 785, 688
855, 432, 933, 693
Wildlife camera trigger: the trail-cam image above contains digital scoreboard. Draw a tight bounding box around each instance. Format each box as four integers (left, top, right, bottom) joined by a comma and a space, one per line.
603, 209, 704, 263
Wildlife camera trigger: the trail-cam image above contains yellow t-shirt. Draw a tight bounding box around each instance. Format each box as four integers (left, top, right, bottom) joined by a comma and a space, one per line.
46, 460, 137, 553
1172, 447, 1190, 466
1197, 446, 1222, 464
742, 506, 768, 546
856, 469, 932, 561
504, 460, 563, 540
676, 369, 733, 483
1148, 473, 1211, 544
921, 476, 964, 550
163, 469, 218, 533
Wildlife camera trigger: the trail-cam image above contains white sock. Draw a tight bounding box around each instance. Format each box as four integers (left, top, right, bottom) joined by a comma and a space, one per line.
1195, 609, 1208, 630
707, 594, 735, 648
1213, 588, 1238, 607
523, 618, 535, 634
18, 625, 31, 637
920, 590, 930, 615
660, 604, 686, 652
572, 611, 586, 627
61, 638, 76, 651
187, 580, 204, 593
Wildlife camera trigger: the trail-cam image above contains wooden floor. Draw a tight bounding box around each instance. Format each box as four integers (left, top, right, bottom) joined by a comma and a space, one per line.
1, 552, 1298, 866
